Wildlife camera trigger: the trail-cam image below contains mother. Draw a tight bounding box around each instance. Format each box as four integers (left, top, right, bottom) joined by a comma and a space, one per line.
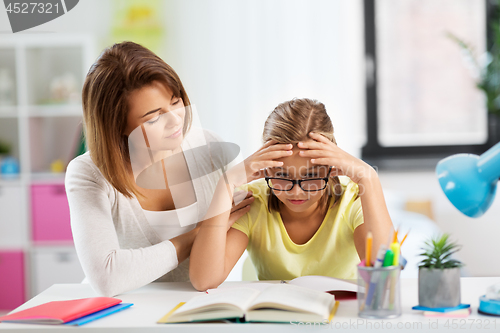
65, 41, 251, 296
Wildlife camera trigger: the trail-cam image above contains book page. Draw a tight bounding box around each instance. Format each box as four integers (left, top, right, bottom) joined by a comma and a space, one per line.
206, 282, 277, 295
288, 275, 358, 292
174, 288, 261, 315
247, 284, 334, 318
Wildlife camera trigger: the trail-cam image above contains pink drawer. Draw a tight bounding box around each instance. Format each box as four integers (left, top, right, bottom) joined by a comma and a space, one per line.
31, 184, 72, 242
0, 251, 25, 310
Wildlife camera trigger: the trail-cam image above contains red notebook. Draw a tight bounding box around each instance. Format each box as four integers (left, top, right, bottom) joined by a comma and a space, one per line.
0, 297, 122, 324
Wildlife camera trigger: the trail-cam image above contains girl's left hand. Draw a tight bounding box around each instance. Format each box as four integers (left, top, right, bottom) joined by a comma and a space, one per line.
297, 132, 375, 185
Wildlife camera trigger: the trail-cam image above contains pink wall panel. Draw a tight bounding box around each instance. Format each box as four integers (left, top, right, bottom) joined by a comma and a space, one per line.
0, 251, 25, 310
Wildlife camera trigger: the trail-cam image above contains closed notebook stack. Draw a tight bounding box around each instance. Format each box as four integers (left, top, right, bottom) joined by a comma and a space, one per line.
158, 284, 338, 323
412, 304, 471, 318
423, 308, 472, 318
0, 297, 132, 326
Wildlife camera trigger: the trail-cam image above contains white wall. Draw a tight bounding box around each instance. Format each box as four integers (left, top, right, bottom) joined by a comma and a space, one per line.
0, 0, 366, 158
379, 170, 500, 277
163, 0, 365, 158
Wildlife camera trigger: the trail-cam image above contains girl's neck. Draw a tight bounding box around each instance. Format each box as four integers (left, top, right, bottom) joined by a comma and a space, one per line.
279, 201, 327, 225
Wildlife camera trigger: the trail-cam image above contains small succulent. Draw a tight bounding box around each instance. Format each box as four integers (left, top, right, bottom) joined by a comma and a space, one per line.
419, 234, 464, 269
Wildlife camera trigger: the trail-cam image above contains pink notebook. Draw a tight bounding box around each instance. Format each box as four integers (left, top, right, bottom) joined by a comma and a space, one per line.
0, 297, 121, 324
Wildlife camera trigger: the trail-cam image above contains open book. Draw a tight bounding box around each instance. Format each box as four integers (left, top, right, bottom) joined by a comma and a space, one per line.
207, 275, 359, 301
288, 275, 359, 300
158, 284, 337, 323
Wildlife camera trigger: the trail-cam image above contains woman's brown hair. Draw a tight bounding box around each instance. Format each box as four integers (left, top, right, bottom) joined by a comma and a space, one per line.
82, 41, 192, 198
262, 98, 342, 212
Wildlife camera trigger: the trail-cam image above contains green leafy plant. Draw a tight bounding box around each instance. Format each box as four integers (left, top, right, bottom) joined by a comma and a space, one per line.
418, 234, 464, 269
0, 139, 11, 155
448, 2, 500, 116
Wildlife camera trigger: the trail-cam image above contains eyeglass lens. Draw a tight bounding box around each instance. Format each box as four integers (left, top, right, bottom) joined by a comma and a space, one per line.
268, 178, 327, 191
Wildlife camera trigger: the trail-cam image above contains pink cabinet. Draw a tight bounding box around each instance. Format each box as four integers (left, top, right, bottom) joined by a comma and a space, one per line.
31, 184, 72, 242
0, 251, 25, 310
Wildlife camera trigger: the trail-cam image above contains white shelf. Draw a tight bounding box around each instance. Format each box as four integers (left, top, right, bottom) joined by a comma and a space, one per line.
1, 105, 83, 118
0, 34, 94, 304
30, 172, 66, 183
26, 104, 83, 117
0, 177, 23, 187
0, 172, 66, 185
0, 106, 18, 118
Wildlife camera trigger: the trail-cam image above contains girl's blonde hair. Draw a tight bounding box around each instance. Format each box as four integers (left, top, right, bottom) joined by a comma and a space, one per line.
82, 41, 192, 199
262, 98, 342, 212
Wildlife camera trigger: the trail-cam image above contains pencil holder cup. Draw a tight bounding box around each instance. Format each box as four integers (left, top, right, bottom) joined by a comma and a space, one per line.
357, 265, 402, 319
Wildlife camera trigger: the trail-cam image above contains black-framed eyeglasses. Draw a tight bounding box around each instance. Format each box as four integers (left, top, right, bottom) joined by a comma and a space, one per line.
265, 166, 332, 192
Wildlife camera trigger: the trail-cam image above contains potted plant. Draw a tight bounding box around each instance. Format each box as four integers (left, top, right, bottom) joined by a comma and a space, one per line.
0, 139, 11, 161
418, 233, 464, 308
0, 139, 20, 179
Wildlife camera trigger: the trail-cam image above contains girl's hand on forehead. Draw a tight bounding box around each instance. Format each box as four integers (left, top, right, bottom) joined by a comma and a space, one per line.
226, 139, 294, 188
244, 139, 294, 181
297, 132, 375, 184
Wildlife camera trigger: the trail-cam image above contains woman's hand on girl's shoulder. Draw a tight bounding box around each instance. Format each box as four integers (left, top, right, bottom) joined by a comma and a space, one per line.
226, 140, 293, 188
298, 132, 377, 185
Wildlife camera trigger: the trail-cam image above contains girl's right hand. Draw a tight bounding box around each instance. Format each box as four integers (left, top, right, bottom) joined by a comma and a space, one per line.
227, 140, 293, 188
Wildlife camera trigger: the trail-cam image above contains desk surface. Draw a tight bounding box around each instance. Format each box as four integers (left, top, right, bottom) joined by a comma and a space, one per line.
1, 277, 499, 332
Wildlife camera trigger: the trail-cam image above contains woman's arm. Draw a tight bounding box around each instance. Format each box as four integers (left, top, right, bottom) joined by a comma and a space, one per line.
298, 133, 394, 261
190, 141, 293, 291
66, 157, 186, 297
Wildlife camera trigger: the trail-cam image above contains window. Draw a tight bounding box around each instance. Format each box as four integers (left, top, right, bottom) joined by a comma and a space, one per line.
362, 0, 495, 164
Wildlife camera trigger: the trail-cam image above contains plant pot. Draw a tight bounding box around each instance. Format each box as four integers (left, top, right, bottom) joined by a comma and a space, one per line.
418, 267, 461, 308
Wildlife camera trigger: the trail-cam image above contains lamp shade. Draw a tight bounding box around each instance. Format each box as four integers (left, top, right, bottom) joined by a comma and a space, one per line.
436, 142, 500, 218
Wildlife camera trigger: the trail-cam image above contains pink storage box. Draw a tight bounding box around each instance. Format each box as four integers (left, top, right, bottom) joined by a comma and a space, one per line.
31, 184, 72, 242
0, 251, 25, 310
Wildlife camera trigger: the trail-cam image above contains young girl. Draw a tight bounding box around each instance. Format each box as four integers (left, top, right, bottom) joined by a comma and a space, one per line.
190, 98, 394, 290
65, 42, 251, 296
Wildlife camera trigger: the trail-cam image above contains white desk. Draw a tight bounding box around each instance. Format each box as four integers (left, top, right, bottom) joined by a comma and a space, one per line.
1, 277, 499, 332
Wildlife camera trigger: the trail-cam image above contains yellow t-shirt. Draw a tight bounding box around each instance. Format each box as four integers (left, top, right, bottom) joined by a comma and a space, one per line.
231, 176, 364, 280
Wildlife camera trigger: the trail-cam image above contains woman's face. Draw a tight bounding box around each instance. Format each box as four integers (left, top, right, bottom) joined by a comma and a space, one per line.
267, 142, 331, 214
125, 81, 186, 151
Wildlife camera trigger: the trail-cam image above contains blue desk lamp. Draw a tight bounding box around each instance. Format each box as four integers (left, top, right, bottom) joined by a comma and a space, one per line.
436, 141, 500, 218
436, 141, 500, 315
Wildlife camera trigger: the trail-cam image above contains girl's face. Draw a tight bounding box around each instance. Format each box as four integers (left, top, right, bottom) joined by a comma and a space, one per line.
267, 142, 331, 215
125, 81, 185, 151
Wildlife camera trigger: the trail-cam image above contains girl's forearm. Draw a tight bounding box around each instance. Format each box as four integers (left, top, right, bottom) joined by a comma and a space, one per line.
170, 226, 200, 264
189, 177, 234, 291
358, 169, 394, 254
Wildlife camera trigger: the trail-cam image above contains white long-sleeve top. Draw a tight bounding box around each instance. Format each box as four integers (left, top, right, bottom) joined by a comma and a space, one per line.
65, 128, 239, 296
